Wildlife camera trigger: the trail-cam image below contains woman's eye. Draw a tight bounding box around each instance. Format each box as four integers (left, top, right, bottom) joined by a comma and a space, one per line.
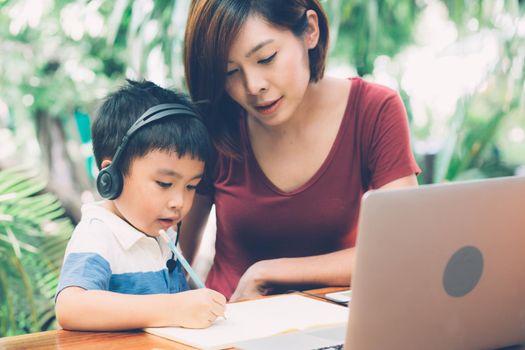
156, 181, 172, 188
226, 68, 238, 76
258, 52, 277, 64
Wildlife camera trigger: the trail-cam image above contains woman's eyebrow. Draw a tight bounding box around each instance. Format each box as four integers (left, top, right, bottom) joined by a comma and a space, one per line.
245, 39, 274, 58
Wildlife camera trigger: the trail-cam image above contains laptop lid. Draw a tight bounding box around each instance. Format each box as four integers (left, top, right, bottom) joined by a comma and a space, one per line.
346, 176, 525, 350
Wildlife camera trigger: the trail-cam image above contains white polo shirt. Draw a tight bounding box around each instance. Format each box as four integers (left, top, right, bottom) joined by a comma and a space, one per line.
56, 203, 188, 298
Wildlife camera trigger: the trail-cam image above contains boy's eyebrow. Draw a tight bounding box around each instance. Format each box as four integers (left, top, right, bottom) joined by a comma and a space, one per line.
157, 169, 203, 180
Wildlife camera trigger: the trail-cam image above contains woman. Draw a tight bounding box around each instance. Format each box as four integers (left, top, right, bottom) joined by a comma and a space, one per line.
181, 0, 420, 301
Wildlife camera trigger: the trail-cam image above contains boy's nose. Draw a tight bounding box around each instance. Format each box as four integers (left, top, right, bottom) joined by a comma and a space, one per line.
168, 193, 183, 209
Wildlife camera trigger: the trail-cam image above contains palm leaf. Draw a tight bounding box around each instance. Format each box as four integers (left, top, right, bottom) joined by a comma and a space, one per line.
0, 169, 72, 336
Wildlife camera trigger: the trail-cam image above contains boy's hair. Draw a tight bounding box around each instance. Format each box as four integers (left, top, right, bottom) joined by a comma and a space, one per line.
92, 80, 211, 176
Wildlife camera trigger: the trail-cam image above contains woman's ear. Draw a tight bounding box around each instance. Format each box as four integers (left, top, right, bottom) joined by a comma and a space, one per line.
100, 159, 112, 169
304, 9, 320, 49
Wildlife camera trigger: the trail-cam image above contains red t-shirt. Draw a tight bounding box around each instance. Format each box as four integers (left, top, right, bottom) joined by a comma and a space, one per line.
198, 77, 421, 298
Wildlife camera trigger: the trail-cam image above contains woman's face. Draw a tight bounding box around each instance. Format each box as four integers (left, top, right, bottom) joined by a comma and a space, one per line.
224, 12, 319, 128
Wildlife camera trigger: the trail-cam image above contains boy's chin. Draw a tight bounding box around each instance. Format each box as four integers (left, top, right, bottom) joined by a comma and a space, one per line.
128, 223, 161, 237
143, 229, 161, 238
124, 220, 160, 237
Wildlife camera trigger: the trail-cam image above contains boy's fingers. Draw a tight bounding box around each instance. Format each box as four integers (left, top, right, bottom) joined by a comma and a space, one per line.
212, 298, 226, 311
210, 303, 225, 317
210, 291, 227, 304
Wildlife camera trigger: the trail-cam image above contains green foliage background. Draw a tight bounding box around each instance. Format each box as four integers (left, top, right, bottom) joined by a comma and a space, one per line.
0, 0, 523, 336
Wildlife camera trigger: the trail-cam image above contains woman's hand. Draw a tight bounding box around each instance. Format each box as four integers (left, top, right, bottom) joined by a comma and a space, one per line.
229, 261, 273, 302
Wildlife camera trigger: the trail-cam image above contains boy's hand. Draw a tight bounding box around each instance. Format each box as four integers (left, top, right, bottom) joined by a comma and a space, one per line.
171, 288, 226, 328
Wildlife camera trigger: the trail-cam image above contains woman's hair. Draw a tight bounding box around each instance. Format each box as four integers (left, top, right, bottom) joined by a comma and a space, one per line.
184, 0, 329, 158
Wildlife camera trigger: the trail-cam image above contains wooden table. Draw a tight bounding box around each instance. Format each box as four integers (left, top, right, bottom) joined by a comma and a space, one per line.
0, 287, 347, 350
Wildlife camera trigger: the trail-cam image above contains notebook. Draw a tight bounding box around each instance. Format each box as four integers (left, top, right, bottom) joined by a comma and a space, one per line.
144, 294, 348, 350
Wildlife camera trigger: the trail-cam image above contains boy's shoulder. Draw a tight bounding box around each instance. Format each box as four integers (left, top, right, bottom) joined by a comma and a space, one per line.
66, 202, 144, 255
65, 203, 117, 256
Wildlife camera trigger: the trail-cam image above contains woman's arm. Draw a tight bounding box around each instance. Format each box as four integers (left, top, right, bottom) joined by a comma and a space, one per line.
55, 286, 226, 331
180, 194, 213, 264
378, 174, 418, 189
230, 174, 418, 301
230, 247, 356, 301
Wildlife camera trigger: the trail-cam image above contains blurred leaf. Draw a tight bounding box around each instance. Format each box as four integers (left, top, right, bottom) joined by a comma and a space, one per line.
0, 169, 72, 336
106, 0, 130, 46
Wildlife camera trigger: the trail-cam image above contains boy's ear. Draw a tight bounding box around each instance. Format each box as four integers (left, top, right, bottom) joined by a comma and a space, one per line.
304, 9, 320, 49
101, 159, 112, 169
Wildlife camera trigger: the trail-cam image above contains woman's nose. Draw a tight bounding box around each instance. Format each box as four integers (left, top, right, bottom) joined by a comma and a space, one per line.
244, 70, 269, 95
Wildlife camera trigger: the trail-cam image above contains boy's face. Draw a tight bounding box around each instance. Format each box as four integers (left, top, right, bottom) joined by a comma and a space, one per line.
105, 150, 204, 237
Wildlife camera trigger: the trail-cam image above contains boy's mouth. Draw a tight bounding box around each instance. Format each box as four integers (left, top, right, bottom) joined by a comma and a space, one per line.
158, 218, 176, 230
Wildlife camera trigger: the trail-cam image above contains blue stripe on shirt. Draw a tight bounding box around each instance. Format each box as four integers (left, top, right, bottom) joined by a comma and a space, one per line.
58, 252, 111, 294
57, 252, 189, 297
109, 264, 189, 294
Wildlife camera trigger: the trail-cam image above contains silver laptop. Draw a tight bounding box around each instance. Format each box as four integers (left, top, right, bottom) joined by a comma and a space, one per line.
236, 176, 525, 350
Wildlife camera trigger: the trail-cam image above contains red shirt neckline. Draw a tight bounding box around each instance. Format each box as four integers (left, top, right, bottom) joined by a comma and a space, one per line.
240, 77, 361, 196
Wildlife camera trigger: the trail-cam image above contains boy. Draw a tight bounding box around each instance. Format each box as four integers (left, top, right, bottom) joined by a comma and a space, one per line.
55, 80, 226, 331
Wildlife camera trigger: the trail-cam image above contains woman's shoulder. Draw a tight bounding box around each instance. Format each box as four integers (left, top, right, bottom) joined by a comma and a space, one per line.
320, 76, 400, 114
351, 77, 399, 104
344, 77, 404, 123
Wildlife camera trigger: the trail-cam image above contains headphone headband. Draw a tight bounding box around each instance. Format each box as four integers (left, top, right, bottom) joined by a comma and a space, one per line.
111, 104, 201, 171
96, 103, 202, 200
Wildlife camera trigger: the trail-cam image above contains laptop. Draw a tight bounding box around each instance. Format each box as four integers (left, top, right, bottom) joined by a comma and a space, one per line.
235, 176, 525, 350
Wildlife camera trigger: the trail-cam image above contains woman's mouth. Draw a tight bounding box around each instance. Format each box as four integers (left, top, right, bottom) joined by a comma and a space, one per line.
254, 97, 283, 115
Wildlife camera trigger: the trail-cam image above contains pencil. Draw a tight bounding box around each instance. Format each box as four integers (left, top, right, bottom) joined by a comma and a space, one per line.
159, 228, 205, 289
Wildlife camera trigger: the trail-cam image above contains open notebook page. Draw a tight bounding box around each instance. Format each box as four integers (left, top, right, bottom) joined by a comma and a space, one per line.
145, 294, 348, 350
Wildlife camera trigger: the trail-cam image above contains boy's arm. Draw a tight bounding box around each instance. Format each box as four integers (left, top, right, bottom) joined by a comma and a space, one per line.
55, 286, 226, 331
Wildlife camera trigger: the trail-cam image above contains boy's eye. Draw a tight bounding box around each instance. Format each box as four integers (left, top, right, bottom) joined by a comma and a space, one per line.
156, 181, 172, 189
186, 184, 198, 191
258, 52, 277, 65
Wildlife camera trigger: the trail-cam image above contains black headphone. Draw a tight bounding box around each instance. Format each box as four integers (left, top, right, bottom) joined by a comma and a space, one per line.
96, 103, 201, 200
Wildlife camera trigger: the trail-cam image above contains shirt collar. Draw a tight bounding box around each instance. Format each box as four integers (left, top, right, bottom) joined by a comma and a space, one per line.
80, 202, 156, 251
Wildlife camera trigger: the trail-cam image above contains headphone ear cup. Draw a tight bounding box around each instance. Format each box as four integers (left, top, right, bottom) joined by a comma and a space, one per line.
96, 165, 123, 200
